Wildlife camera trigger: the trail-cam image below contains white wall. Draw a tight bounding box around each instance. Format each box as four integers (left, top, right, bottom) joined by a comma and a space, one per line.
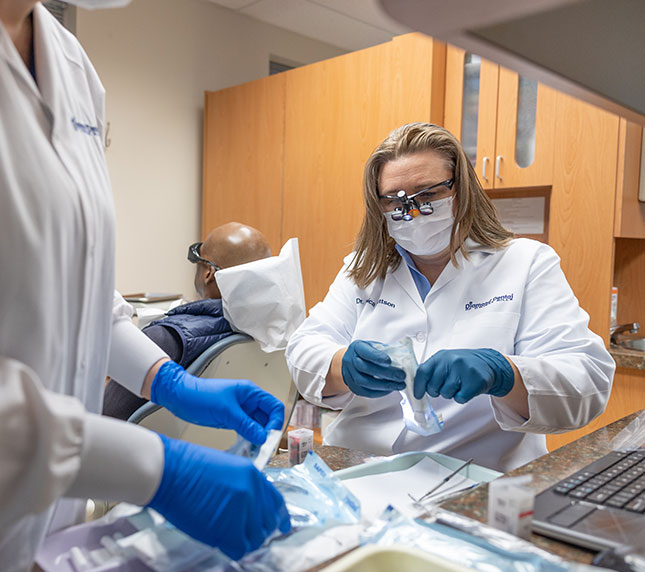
76, 0, 345, 300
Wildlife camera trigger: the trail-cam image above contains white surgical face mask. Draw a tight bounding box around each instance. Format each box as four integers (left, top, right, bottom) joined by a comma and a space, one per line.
385, 195, 455, 256
64, 0, 131, 9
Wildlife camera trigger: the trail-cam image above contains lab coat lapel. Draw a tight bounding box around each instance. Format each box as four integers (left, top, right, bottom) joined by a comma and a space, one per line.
0, 12, 43, 106
391, 259, 426, 312
427, 240, 495, 299
33, 4, 74, 133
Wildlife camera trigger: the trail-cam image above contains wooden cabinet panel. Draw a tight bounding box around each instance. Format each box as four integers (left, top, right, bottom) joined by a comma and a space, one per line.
614, 238, 645, 327
547, 367, 645, 451
444, 45, 555, 189
282, 35, 445, 308
203, 74, 285, 253
549, 93, 619, 344
444, 45, 498, 189
614, 120, 645, 239
495, 68, 556, 188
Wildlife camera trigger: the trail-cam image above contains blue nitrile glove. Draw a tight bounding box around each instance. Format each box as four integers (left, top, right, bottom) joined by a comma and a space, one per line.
413, 348, 514, 404
151, 361, 284, 444
341, 340, 406, 398
148, 434, 291, 560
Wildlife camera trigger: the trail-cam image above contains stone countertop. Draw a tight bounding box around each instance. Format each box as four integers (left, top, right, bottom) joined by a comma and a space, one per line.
270, 445, 374, 471
610, 343, 645, 370
441, 410, 644, 563
270, 411, 644, 566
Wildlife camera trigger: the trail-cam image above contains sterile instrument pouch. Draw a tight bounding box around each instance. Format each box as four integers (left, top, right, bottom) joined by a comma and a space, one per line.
226, 428, 283, 470
264, 451, 361, 529
610, 410, 645, 452
373, 338, 443, 436
362, 506, 585, 572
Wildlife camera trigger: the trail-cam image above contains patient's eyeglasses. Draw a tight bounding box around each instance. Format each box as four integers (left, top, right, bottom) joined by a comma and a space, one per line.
187, 242, 222, 271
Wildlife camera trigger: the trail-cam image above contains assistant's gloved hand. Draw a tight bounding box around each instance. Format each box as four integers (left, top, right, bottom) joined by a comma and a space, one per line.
148, 435, 291, 560
341, 340, 406, 398
413, 348, 514, 404
151, 361, 284, 444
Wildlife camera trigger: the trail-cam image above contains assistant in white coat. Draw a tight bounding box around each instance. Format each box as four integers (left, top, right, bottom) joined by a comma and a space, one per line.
287, 123, 614, 473
0, 3, 286, 570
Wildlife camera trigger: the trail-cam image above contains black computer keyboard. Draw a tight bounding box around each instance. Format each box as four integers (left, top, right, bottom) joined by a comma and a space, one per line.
553, 449, 645, 512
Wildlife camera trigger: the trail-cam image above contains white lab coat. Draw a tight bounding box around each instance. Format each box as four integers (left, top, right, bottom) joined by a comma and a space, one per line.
0, 6, 167, 571
287, 238, 615, 473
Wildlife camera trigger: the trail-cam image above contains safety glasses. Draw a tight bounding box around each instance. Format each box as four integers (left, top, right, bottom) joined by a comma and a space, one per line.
187, 242, 222, 271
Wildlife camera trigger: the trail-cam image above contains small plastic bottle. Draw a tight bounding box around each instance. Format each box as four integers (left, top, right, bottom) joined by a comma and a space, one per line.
610, 286, 618, 329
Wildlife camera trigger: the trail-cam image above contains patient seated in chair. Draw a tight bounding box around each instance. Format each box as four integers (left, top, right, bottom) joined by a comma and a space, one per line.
103, 222, 272, 420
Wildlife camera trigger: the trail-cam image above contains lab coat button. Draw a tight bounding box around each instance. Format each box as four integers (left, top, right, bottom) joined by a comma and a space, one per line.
415, 332, 426, 343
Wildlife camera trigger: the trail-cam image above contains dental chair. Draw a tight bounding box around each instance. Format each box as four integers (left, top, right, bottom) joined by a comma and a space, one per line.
127, 333, 299, 451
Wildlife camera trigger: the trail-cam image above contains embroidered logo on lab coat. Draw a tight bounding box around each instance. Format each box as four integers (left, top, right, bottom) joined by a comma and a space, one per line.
355, 297, 396, 309
465, 294, 513, 311
71, 117, 99, 136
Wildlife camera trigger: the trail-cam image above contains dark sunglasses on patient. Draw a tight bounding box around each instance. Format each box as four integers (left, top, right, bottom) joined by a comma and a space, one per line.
188, 242, 221, 271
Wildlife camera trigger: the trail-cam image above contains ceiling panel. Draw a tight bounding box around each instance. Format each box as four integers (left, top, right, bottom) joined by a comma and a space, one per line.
206, 0, 408, 51
242, 0, 393, 50
311, 0, 410, 34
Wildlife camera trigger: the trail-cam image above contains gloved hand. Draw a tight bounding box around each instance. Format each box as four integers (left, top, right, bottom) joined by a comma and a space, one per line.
341, 340, 406, 398
148, 435, 291, 560
413, 348, 514, 404
151, 361, 284, 444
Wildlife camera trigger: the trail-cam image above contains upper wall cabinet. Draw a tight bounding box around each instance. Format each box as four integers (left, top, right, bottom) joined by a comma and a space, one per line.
444, 45, 557, 189
203, 74, 285, 253
282, 34, 446, 308
614, 120, 645, 239
203, 34, 446, 309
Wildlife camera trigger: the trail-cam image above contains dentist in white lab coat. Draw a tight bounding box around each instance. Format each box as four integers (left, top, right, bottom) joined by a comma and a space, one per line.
287, 122, 615, 473
0, 1, 289, 570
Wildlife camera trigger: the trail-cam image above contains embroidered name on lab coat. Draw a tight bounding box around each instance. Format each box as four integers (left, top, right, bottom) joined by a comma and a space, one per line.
355, 297, 396, 309
465, 294, 513, 311
71, 117, 99, 136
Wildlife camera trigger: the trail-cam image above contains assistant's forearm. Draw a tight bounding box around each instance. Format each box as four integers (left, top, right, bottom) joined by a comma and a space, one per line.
140, 357, 171, 400
322, 348, 349, 397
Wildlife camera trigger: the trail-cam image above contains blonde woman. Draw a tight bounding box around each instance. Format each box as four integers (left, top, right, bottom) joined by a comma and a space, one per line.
286, 123, 614, 472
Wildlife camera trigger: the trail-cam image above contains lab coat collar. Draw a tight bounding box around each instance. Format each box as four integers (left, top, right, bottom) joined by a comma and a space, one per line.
391, 256, 427, 312
32, 4, 83, 129
0, 8, 41, 102
392, 238, 498, 303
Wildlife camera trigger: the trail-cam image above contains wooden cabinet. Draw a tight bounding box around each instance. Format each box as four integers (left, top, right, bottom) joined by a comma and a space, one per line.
202, 35, 644, 454
203, 74, 286, 254
614, 120, 645, 239
203, 34, 446, 309
283, 34, 445, 308
444, 45, 556, 189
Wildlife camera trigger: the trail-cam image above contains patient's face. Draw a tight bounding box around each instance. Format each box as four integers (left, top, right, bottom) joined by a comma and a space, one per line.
194, 264, 207, 298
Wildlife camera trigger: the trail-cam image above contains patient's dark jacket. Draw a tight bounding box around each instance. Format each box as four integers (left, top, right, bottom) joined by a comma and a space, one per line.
102, 298, 234, 420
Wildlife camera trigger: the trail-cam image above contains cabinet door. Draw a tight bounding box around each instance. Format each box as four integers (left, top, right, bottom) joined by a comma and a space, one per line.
282, 35, 445, 308
444, 45, 498, 189
203, 74, 285, 252
494, 67, 556, 188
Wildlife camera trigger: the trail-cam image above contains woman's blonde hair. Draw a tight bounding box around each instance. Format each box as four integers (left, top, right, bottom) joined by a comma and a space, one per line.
347, 122, 514, 288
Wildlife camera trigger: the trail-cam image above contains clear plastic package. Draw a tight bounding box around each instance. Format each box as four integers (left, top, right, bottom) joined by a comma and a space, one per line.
610, 410, 645, 451
264, 451, 361, 529
362, 506, 596, 572
373, 338, 443, 436
226, 428, 283, 470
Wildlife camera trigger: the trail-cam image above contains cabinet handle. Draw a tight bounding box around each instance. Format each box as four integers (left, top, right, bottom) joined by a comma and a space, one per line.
482, 157, 489, 181
495, 155, 503, 181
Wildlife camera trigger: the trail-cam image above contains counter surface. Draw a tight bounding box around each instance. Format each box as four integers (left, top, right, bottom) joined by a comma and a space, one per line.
610, 344, 645, 370
271, 410, 644, 565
